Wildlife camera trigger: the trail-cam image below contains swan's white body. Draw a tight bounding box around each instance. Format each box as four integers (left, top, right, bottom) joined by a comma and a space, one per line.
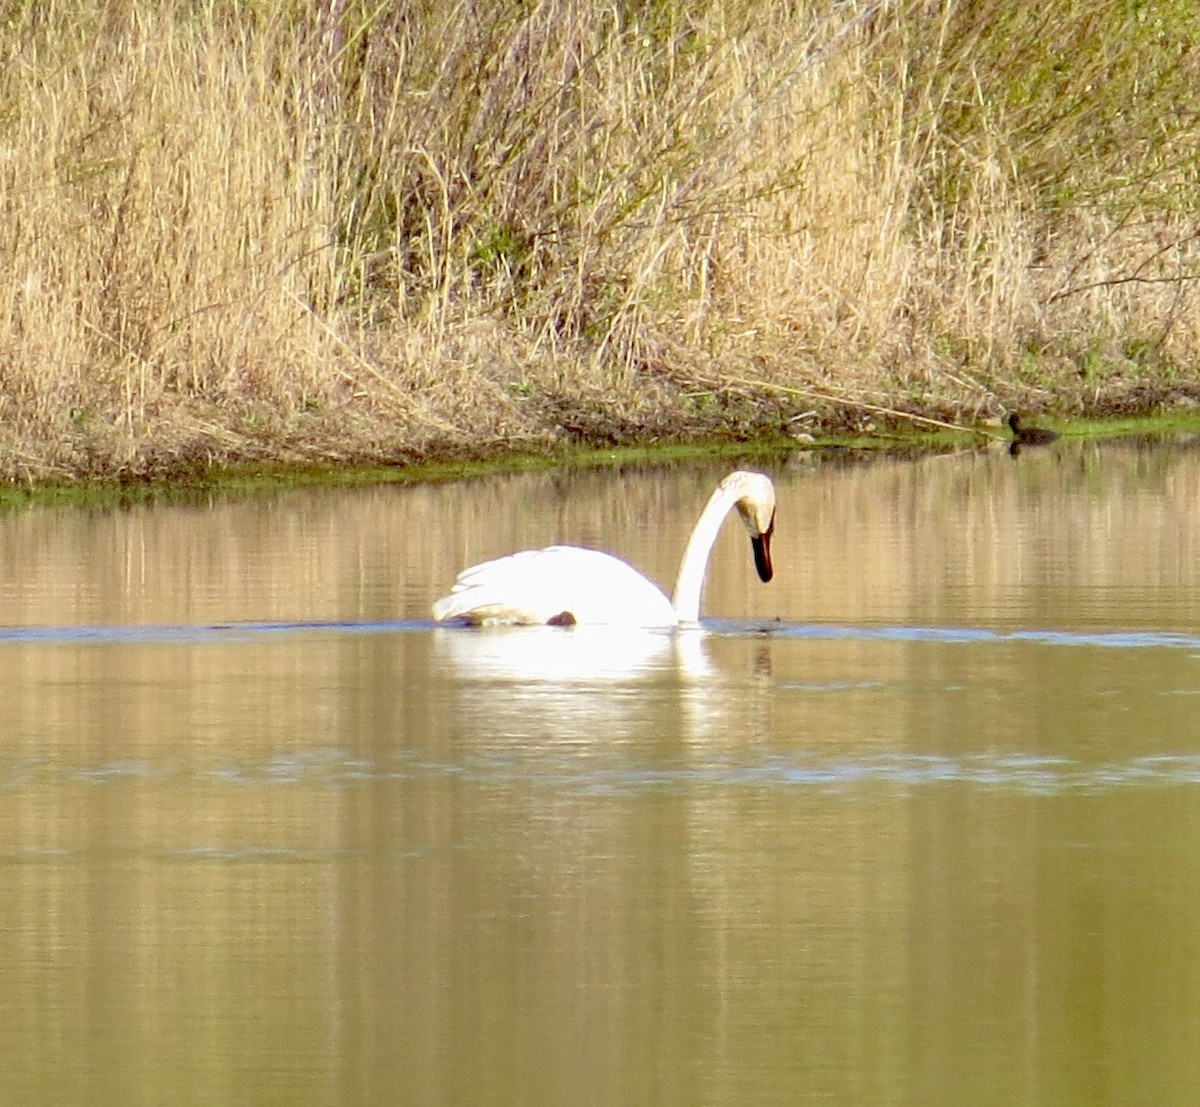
431, 470, 776, 627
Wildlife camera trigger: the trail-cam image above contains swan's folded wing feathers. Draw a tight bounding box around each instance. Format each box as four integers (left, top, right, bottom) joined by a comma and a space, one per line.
431, 545, 676, 626
431, 549, 556, 624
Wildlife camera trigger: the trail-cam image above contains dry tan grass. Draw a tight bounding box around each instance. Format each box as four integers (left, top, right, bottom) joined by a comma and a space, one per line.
1, 0, 1199, 481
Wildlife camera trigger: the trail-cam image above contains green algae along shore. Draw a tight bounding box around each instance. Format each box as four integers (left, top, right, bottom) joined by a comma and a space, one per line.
4, 1, 1200, 486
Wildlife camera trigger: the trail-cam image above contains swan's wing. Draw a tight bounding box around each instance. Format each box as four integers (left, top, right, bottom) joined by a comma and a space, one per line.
431, 545, 677, 626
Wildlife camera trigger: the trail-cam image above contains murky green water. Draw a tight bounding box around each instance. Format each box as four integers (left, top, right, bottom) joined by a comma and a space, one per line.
0, 437, 1198, 1105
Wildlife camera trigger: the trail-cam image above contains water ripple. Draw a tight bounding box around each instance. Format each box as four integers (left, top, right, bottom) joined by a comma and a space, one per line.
0, 617, 1196, 652
0, 619, 425, 645
713, 620, 1200, 652
4, 748, 1200, 799
568, 751, 1200, 796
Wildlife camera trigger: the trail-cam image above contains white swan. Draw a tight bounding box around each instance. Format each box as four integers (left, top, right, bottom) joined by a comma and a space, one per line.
431, 470, 776, 627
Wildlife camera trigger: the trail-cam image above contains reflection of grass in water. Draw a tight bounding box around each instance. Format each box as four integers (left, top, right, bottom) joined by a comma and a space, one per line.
3, 2, 1200, 483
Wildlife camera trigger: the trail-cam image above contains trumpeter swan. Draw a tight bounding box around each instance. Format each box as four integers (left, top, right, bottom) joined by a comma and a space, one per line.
431, 470, 776, 627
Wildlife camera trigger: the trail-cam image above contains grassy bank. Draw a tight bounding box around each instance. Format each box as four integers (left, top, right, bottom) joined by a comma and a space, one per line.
2, 0, 1200, 483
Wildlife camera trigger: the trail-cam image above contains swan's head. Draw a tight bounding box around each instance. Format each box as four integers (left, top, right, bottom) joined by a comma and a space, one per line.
726, 470, 776, 583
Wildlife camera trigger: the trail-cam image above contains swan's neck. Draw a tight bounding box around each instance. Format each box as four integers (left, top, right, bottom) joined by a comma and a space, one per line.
671, 483, 739, 623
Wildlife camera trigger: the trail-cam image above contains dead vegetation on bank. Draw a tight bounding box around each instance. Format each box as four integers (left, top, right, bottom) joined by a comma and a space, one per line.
2, 0, 1200, 482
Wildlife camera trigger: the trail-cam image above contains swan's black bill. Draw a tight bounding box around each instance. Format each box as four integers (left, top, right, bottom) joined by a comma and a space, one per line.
751, 520, 774, 583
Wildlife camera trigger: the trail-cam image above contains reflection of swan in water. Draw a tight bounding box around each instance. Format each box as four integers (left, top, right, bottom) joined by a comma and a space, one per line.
431, 471, 776, 627
432, 624, 713, 684
432, 624, 717, 743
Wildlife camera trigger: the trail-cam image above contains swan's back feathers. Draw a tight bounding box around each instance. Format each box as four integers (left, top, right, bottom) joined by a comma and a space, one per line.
432, 545, 678, 627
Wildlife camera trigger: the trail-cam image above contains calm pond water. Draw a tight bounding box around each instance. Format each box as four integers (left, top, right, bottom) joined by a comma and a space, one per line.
0, 436, 1199, 1106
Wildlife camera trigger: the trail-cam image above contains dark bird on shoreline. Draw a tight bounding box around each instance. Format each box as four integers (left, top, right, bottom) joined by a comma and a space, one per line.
1006, 412, 1059, 447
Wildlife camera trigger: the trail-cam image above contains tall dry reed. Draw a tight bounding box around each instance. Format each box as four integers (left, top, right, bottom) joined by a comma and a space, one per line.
1, 0, 1198, 480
